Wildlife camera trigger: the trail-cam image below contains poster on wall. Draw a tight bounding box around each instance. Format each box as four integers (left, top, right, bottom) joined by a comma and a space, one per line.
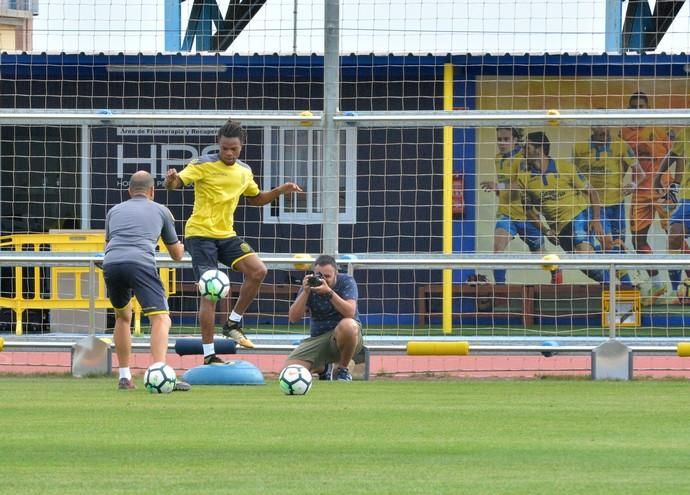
474, 76, 690, 287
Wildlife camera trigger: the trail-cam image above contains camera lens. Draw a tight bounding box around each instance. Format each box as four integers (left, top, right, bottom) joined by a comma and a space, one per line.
308, 273, 324, 287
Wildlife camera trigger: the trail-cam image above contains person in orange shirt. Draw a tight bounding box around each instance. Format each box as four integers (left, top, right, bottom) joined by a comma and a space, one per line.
620, 92, 677, 302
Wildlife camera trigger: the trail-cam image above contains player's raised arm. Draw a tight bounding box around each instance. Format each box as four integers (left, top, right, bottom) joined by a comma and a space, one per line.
164, 168, 183, 190
623, 160, 646, 196
245, 182, 303, 206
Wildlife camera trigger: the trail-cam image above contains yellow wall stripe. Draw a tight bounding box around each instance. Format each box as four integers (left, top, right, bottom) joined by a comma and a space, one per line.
442, 63, 454, 334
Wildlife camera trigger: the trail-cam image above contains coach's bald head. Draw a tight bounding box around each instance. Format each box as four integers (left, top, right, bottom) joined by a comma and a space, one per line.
129, 170, 155, 199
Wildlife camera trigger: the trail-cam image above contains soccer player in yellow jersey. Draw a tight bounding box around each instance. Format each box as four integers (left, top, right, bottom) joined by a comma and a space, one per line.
572, 124, 643, 286
481, 127, 561, 284
517, 132, 608, 283
165, 120, 302, 364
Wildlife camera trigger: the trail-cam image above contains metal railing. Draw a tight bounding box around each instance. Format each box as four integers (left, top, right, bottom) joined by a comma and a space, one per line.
1, 251, 689, 336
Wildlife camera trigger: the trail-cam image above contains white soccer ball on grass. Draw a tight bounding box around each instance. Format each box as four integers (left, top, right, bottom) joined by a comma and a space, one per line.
144, 362, 177, 394
279, 364, 313, 395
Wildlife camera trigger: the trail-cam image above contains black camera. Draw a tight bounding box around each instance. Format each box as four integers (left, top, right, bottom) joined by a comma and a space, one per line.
307, 272, 324, 287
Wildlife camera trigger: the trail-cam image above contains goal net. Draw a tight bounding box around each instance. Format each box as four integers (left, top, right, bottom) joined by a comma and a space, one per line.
1, 1, 690, 345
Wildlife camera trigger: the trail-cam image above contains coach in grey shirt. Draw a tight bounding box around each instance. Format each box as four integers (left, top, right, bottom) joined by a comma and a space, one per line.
103, 170, 185, 390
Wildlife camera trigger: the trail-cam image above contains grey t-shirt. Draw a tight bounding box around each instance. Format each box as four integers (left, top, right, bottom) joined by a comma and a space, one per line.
104, 196, 179, 267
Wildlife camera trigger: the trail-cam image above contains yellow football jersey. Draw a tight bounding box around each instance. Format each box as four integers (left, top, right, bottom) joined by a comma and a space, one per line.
517, 159, 590, 234
494, 147, 527, 220
572, 139, 634, 206
179, 156, 261, 238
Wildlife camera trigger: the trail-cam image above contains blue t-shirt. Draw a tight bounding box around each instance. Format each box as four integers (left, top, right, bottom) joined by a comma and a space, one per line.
302, 273, 360, 337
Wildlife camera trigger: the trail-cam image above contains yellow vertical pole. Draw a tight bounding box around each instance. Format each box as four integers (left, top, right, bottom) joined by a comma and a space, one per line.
442, 63, 454, 334
14, 247, 24, 336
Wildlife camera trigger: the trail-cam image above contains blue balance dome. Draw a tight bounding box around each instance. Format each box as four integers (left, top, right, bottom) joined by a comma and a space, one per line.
182, 360, 265, 385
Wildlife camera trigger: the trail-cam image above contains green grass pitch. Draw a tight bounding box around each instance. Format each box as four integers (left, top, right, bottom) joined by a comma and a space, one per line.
1, 376, 690, 494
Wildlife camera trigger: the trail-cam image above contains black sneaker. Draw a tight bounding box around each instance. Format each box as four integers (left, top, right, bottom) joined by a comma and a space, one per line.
118, 377, 136, 390
318, 363, 333, 381
221, 320, 255, 348
334, 367, 352, 381
203, 354, 227, 365
173, 380, 192, 392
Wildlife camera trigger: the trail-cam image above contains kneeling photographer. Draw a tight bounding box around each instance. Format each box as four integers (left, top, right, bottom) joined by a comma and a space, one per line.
286, 254, 363, 381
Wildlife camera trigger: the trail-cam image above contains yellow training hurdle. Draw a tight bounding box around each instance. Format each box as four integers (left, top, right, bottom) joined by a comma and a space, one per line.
0, 231, 175, 335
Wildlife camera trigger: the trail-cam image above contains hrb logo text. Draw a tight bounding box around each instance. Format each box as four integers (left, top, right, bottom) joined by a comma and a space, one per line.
116, 144, 219, 182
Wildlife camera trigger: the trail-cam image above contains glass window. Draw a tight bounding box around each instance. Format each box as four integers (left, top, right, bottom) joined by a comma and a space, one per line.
263, 126, 356, 224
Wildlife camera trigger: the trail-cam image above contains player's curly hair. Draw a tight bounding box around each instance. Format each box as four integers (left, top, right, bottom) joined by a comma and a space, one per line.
217, 120, 247, 144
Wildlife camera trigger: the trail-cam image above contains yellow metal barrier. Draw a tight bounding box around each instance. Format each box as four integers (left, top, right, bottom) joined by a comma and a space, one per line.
406, 341, 470, 356
0, 231, 175, 335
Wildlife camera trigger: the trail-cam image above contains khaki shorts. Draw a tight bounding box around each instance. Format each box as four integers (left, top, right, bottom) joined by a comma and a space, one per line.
288, 322, 363, 369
